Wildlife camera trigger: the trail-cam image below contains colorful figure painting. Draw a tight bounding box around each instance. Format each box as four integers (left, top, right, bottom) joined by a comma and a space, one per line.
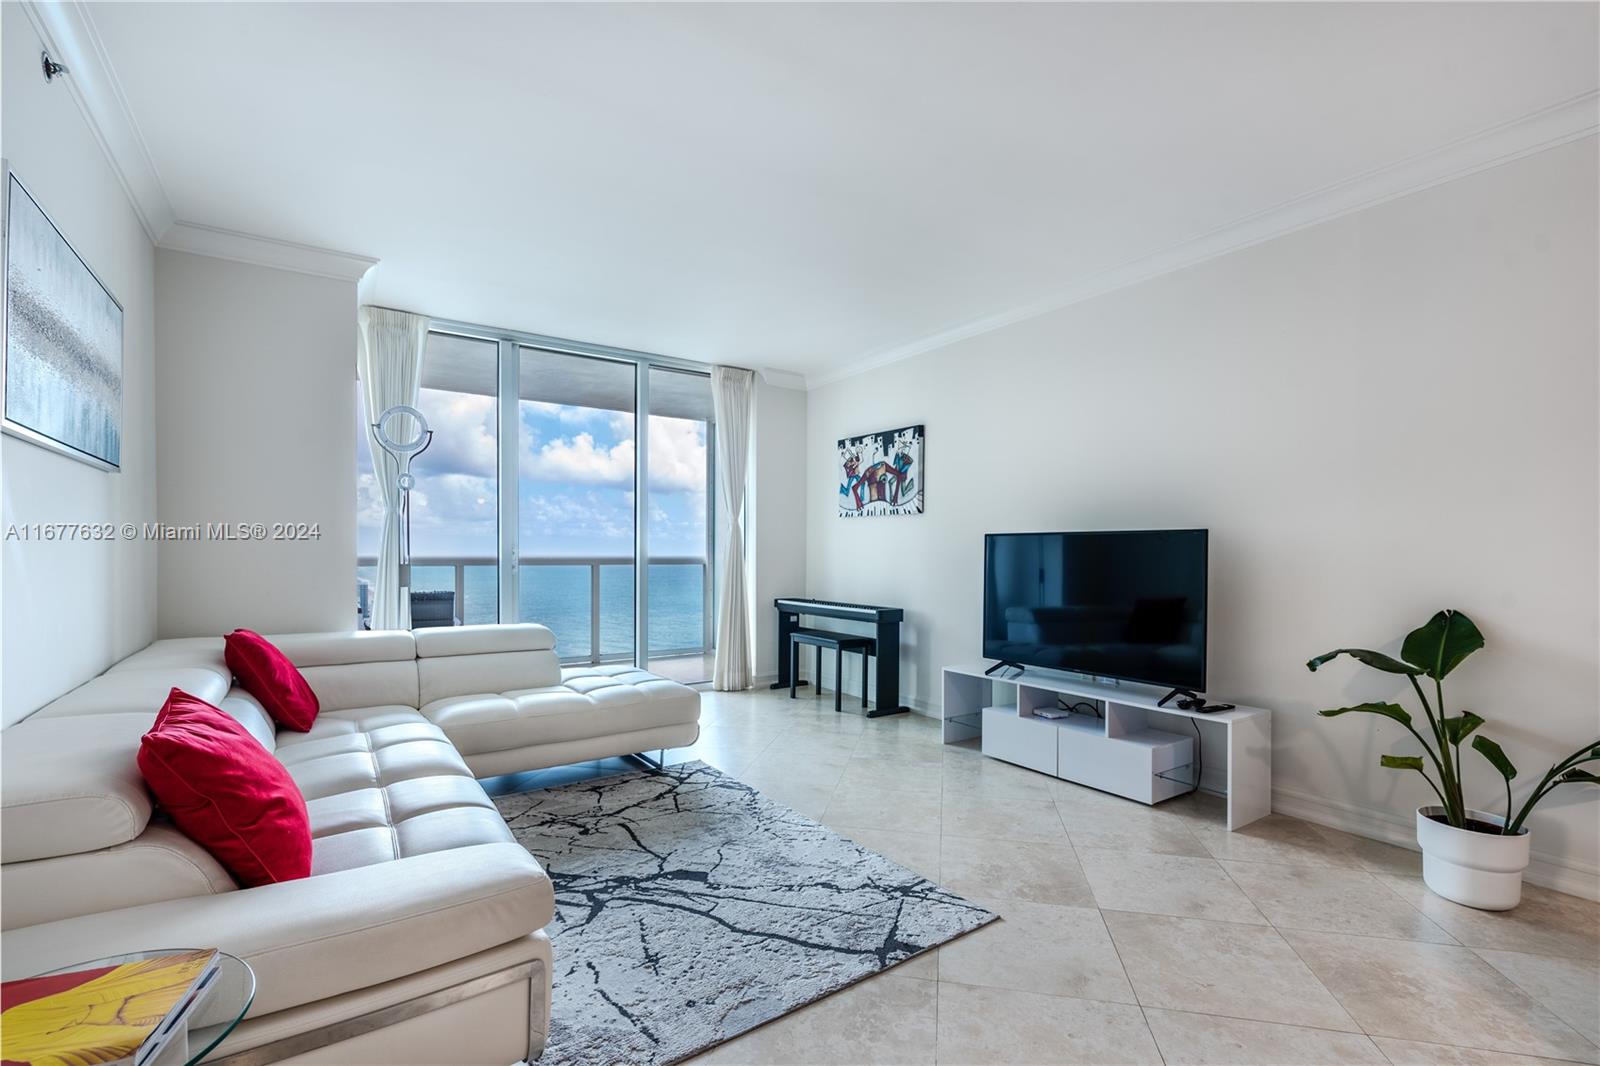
838, 424, 923, 517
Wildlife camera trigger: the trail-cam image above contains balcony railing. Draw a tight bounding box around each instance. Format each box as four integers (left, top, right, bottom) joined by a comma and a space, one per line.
356, 555, 712, 666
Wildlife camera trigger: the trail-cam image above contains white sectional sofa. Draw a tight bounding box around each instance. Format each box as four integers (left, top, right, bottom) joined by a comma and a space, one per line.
0, 623, 700, 1065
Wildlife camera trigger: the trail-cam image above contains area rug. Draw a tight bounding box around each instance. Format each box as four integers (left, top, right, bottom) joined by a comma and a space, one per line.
494, 760, 995, 1066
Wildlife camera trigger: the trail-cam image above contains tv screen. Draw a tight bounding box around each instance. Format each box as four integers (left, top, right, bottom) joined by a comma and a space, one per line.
983, 529, 1207, 690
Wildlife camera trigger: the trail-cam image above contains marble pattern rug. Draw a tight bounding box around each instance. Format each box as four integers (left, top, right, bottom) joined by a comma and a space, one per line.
494, 760, 995, 1066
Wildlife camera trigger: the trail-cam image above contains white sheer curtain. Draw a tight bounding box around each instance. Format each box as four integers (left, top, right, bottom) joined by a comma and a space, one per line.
711, 366, 755, 690
357, 306, 428, 630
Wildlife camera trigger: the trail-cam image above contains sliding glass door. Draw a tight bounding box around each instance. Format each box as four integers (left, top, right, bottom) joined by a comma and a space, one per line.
517, 346, 638, 665
645, 366, 715, 684
358, 322, 716, 670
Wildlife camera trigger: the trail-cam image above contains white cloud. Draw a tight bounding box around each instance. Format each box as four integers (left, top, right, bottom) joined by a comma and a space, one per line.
522, 432, 636, 486
415, 390, 497, 480
519, 414, 706, 494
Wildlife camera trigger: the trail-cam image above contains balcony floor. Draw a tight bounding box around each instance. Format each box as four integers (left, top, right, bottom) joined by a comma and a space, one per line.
648, 652, 714, 685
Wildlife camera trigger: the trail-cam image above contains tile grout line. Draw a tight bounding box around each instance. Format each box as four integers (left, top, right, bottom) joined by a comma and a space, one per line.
1051, 790, 1170, 1064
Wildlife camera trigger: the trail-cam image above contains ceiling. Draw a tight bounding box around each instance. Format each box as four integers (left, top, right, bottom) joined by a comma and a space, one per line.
83, 2, 1599, 383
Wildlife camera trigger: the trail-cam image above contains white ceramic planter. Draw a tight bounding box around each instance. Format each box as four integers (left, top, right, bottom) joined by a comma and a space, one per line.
1416, 805, 1530, 910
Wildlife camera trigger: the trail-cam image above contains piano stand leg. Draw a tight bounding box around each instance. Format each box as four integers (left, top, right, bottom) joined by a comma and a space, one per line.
865, 705, 910, 719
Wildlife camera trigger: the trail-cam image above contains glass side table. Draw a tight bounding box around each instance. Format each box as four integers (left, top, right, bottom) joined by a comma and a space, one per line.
36, 950, 255, 1065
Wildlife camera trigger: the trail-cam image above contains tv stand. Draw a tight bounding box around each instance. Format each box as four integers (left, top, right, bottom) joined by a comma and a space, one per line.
941, 663, 1271, 830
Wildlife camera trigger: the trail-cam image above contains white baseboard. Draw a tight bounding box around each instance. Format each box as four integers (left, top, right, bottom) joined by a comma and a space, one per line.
1272, 783, 1600, 902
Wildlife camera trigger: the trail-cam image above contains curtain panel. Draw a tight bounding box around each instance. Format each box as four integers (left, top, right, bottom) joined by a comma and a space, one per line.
710, 366, 755, 690
357, 306, 428, 630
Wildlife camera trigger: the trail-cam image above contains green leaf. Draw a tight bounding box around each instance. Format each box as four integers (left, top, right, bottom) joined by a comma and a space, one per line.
1306, 649, 1423, 675
1380, 754, 1425, 772
1440, 712, 1486, 746
1472, 735, 1518, 781
1401, 610, 1484, 680
1318, 702, 1414, 728
1555, 768, 1600, 785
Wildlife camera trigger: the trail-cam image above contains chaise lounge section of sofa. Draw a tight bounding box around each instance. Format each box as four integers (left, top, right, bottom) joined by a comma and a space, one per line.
0, 623, 700, 1065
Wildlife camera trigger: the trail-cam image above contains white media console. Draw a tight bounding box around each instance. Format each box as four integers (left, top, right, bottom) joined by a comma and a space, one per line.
941, 663, 1271, 830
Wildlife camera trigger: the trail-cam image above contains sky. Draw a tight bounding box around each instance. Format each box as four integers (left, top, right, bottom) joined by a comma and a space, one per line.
356, 388, 709, 561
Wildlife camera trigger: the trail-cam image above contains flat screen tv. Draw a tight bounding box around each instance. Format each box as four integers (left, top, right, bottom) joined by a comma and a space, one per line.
983, 529, 1207, 690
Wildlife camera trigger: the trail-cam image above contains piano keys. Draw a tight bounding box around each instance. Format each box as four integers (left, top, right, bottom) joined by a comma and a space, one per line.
771, 598, 908, 717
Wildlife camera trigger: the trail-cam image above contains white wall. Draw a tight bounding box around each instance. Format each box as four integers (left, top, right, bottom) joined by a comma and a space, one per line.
751, 374, 807, 679
154, 250, 356, 636
804, 139, 1600, 895
0, 8, 158, 725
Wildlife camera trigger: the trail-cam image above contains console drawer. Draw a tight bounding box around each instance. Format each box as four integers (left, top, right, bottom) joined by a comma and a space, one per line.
980, 707, 1057, 775
1058, 726, 1193, 804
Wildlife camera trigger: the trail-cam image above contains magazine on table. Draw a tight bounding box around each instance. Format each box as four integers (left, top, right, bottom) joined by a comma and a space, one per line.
0, 948, 221, 1066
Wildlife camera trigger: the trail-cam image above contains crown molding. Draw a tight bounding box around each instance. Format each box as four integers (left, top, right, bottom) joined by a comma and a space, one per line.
807, 91, 1600, 390
160, 223, 378, 283
22, 0, 176, 243
756, 367, 808, 391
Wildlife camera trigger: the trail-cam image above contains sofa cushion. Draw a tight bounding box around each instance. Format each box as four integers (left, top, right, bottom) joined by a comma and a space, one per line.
29, 667, 229, 720
226, 629, 320, 731
0, 713, 155, 862
138, 689, 312, 887
0, 843, 554, 1020
274, 705, 511, 875
422, 669, 699, 756
413, 623, 555, 657
1, 824, 235, 930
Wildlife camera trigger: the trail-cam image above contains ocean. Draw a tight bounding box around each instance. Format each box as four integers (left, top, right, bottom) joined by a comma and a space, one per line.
357, 562, 707, 661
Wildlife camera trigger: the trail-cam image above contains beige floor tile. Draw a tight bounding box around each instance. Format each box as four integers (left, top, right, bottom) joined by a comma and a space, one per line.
1144, 1009, 1389, 1065
1377, 878, 1600, 961
853, 731, 945, 767
822, 783, 942, 835
766, 730, 864, 761
941, 793, 1067, 844
1191, 814, 1365, 869
1283, 929, 1598, 1064
1078, 849, 1268, 924
1372, 1037, 1597, 1066
832, 826, 941, 882
1221, 861, 1455, 943
1474, 948, 1600, 1046
1337, 833, 1426, 877
1103, 911, 1360, 1032
936, 897, 1136, 1004
1159, 789, 1229, 831
741, 747, 855, 782
737, 775, 836, 819
890, 949, 939, 981
1063, 803, 1211, 857
934, 983, 1162, 1065
838, 756, 944, 796
691, 973, 936, 1065
740, 756, 848, 790
939, 835, 1096, 907
943, 756, 1059, 801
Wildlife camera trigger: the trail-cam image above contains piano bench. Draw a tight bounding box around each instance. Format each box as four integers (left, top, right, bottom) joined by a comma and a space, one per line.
789, 628, 876, 713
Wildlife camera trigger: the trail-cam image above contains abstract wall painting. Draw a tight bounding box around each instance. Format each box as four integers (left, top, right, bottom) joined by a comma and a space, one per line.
3, 171, 123, 470
838, 424, 923, 517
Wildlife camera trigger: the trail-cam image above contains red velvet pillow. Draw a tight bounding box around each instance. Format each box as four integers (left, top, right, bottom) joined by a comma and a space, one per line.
138, 688, 311, 887
224, 629, 319, 731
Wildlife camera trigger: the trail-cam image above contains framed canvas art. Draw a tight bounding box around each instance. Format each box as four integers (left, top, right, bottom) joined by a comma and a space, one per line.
3, 169, 124, 470
838, 424, 923, 517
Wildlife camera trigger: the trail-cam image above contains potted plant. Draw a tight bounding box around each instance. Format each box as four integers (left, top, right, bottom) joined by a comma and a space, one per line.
1308, 610, 1598, 910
